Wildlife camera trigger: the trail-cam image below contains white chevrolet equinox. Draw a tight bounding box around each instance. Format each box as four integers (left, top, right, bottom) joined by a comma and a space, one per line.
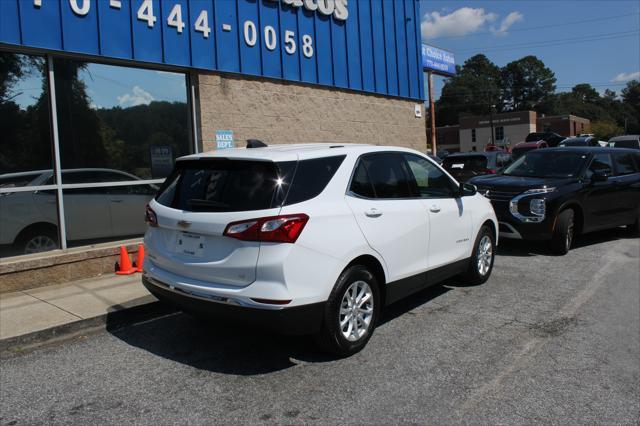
142, 143, 498, 356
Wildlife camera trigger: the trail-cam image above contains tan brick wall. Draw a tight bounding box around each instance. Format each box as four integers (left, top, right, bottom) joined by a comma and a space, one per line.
196, 74, 427, 152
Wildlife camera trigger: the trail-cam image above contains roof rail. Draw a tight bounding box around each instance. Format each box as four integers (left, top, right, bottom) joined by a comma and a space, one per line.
246, 139, 268, 148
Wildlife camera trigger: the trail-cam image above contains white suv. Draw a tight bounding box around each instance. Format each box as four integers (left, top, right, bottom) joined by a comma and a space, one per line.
142, 143, 498, 356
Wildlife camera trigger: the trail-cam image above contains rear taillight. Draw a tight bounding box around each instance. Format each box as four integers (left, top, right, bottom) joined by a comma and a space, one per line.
224, 214, 309, 243
482, 168, 497, 174
145, 205, 158, 227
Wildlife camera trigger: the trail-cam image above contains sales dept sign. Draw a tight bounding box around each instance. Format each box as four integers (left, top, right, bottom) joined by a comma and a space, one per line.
215, 130, 235, 150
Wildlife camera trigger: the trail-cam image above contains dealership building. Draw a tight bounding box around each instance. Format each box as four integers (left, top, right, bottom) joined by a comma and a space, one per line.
0, 0, 426, 288
430, 111, 591, 153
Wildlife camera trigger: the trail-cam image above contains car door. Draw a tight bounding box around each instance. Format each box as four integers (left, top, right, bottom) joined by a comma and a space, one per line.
402, 153, 473, 269
582, 153, 624, 230
345, 153, 429, 283
61, 171, 113, 240
612, 152, 640, 225
108, 183, 157, 237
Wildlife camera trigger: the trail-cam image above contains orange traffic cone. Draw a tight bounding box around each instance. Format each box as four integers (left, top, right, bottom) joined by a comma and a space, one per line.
134, 244, 145, 273
115, 246, 136, 275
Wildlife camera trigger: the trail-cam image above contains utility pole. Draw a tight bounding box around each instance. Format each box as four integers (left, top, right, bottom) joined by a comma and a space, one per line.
428, 71, 437, 155
489, 104, 496, 147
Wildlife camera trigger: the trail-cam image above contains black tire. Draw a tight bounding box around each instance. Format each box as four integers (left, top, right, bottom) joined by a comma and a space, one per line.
314, 265, 381, 357
626, 212, 640, 236
551, 209, 575, 255
461, 225, 495, 285
14, 225, 59, 255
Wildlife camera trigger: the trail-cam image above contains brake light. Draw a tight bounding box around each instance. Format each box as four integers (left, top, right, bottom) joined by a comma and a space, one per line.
145, 205, 158, 227
224, 214, 309, 243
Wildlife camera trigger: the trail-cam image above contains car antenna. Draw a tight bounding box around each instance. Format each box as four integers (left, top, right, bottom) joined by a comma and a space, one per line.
246, 139, 268, 148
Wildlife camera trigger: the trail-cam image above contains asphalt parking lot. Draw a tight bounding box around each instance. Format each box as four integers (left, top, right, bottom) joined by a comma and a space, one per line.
1, 229, 638, 425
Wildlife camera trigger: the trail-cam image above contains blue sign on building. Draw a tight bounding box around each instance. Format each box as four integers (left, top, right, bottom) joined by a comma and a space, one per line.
422, 44, 456, 76
0, 0, 425, 101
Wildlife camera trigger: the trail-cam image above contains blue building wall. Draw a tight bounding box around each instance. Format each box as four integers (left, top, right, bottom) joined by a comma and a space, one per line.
0, 0, 425, 101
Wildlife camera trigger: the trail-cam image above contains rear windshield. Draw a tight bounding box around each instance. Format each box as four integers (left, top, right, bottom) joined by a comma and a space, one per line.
443, 155, 488, 170
155, 155, 345, 212
609, 139, 640, 149
525, 133, 544, 142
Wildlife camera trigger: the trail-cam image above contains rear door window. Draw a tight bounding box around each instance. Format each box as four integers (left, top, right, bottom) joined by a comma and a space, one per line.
349, 161, 376, 198
613, 153, 638, 175
350, 153, 413, 199
283, 156, 345, 205
156, 160, 281, 212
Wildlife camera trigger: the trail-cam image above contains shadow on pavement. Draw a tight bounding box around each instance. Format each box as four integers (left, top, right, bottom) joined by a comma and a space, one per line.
497, 226, 636, 257
107, 283, 452, 375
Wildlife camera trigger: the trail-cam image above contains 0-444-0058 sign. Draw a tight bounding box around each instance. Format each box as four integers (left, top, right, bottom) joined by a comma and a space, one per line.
33, 0, 351, 58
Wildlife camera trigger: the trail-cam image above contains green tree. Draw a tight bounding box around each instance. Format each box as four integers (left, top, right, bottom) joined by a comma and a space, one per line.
435, 54, 502, 126
501, 56, 556, 111
591, 120, 624, 140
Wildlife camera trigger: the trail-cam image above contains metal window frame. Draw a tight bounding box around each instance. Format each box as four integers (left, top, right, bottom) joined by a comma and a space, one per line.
2, 50, 195, 254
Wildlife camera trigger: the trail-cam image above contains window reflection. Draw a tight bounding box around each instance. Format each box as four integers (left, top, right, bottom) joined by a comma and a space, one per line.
64, 183, 157, 247
0, 53, 53, 181
54, 59, 190, 182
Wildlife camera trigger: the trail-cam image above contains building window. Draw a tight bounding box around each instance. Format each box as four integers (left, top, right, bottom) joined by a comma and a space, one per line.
1, 52, 60, 257
471, 129, 476, 143
495, 126, 504, 141
0, 51, 193, 257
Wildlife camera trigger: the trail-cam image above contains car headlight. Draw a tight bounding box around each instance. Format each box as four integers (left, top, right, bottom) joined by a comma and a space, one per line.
529, 198, 545, 216
509, 188, 555, 223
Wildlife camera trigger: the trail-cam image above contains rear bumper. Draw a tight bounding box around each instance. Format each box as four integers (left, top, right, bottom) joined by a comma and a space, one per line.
142, 275, 325, 335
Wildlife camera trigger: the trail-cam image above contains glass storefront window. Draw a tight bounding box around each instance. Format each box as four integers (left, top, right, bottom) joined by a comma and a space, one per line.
53, 59, 190, 182
63, 183, 157, 248
1, 51, 192, 258
1, 52, 60, 257
0, 53, 54, 183
0, 189, 60, 257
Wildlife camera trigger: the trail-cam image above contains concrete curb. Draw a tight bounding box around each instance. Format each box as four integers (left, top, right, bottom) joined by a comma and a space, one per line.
0, 300, 178, 356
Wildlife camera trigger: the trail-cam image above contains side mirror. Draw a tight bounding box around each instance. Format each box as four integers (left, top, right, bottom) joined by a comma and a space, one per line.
459, 183, 478, 197
591, 170, 609, 183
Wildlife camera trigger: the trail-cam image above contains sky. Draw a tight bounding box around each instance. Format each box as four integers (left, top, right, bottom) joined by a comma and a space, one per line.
419, 0, 640, 99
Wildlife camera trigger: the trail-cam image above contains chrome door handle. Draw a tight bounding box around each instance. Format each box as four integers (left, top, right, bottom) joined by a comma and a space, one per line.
110, 199, 123, 203
429, 205, 441, 213
365, 208, 383, 218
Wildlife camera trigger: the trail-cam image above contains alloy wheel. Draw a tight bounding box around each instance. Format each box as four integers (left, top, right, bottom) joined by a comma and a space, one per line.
339, 280, 374, 342
24, 235, 57, 254
477, 235, 493, 276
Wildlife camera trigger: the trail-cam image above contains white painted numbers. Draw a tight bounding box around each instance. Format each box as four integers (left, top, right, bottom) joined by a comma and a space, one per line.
167, 4, 185, 33
194, 10, 211, 38
32, 0, 323, 58
284, 30, 296, 55
243, 21, 257, 47
264, 26, 277, 51
137, 0, 156, 28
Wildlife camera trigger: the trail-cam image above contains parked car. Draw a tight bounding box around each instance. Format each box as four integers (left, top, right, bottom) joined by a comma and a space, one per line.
558, 136, 600, 147
512, 141, 549, 159
142, 143, 498, 356
608, 135, 640, 150
470, 147, 640, 255
0, 169, 157, 255
428, 154, 443, 165
525, 132, 566, 147
442, 151, 512, 183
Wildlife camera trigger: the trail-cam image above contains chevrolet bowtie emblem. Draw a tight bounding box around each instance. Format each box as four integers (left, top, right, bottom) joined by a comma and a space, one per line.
177, 220, 192, 228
